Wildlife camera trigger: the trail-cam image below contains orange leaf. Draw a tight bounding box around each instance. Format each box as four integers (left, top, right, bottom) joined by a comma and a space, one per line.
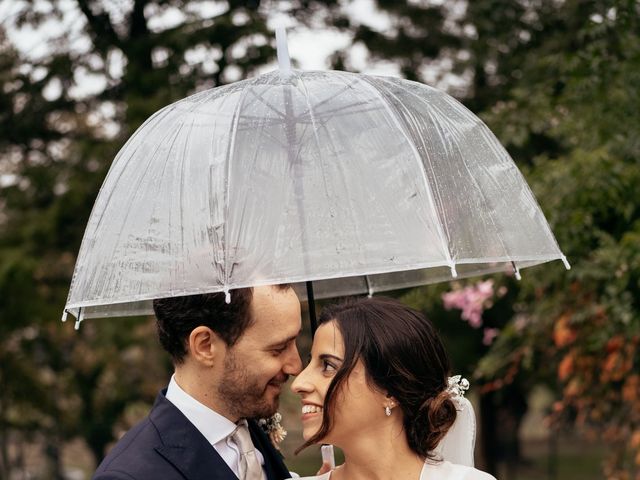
554, 314, 577, 348
558, 353, 574, 381
606, 335, 625, 353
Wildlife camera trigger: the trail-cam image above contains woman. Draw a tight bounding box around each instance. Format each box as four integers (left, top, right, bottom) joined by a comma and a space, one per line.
290, 297, 495, 480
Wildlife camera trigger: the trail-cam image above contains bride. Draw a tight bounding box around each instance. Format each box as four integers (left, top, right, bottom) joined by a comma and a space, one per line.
290, 296, 496, 480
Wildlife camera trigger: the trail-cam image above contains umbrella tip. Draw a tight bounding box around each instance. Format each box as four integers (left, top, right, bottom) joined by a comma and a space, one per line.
275, 27, 292, 76
561, 255, 571, 270
224, 287, 231, 304
511, 261, 522, 281
74, 307, 85, 330
364, 276, 374, 298
449, 262, 458, 278
61, 310, 68, 323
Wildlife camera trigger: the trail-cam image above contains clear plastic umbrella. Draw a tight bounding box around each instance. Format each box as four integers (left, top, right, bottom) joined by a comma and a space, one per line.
63, 29, 569, 328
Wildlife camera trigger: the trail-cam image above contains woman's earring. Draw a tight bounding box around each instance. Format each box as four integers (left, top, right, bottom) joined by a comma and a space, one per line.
385, 406, 392, 416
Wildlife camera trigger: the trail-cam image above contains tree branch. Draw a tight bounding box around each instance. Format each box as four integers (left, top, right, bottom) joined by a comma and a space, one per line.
75, 0, 122, 51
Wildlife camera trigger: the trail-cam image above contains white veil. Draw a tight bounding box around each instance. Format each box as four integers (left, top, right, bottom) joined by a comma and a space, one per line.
433, 376, 477, 467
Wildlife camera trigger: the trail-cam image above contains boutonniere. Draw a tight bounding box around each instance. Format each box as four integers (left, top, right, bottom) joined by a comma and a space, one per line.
258, 412, 287, 450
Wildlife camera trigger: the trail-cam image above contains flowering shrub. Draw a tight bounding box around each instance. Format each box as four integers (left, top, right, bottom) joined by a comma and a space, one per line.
442, 279, 507, 345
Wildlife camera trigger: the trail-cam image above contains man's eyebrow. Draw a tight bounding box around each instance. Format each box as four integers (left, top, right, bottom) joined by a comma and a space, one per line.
266, 329, 302, 348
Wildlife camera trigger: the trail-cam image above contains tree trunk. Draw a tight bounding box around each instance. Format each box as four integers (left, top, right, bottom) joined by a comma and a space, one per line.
479, 391, 499, 475
43, 434, 65, 480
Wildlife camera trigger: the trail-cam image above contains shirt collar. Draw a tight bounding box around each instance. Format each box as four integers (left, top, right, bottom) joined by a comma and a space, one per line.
165, 374, 237, 446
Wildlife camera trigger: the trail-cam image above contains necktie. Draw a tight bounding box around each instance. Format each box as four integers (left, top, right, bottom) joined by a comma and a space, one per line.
230, 422, 264, 480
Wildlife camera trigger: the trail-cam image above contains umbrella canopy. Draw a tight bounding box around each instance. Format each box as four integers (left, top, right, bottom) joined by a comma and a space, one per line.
63, 29, 568, 325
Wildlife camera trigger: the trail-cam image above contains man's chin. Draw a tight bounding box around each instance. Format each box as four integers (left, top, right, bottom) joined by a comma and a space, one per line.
249, 396, 279, 419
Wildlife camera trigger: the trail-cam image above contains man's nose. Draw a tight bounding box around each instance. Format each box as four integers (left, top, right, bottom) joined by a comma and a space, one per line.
283, 344, 303, 376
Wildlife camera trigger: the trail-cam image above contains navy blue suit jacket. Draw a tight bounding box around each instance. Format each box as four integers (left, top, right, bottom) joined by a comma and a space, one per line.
93, 390, 291, 480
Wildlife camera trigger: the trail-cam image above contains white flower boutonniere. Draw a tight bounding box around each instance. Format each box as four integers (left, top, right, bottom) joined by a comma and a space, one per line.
257, 412, 287, 450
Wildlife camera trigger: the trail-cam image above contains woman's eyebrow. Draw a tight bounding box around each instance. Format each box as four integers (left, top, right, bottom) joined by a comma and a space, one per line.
319, 353, 344, 363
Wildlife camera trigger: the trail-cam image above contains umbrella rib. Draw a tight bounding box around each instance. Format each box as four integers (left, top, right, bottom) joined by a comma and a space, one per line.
327, 72, 383, 268
81, 105, 175, 254
121, 110, 193, 276
220, 76, 261, 290
296, 102, 381, 124
472, 111, 562, 252
176, 108, 202, 288
244, 86, 287, 121
377, 78, 462, 261
303, 75, 361, 112
81, 105, 180, 298
360, 75, 457, 274
318, 103, 380, 118
388, 79, 513, 261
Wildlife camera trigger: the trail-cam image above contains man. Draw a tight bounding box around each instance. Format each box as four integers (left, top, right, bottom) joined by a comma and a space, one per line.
94, 284, 303, 480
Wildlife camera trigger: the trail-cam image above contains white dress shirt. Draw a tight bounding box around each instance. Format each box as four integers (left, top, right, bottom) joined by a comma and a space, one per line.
165, 375, 267, 479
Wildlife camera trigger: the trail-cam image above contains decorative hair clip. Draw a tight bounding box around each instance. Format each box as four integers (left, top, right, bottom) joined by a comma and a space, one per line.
257, 412, 287, 450
446, 375, 470, 410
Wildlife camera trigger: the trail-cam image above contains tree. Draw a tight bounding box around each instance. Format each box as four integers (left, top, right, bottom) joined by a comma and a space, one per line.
337, 1, 639, 476
0, 1, 284, 475
3, 0, 637, 477
473, 1, 640, 477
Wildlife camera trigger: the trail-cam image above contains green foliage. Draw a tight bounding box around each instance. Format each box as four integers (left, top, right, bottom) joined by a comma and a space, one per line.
0, 1, 280, 475
470, 1, 640, 476
2, 0, 639, 476
354, 0, 639, 475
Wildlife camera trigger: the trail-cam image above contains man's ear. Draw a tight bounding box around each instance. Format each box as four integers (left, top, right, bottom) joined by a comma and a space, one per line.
187, 326, 225, 366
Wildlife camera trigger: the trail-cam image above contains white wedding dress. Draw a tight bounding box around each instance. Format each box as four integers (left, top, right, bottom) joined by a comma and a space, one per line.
292, 393, 496, 480
295, 460, 495, 480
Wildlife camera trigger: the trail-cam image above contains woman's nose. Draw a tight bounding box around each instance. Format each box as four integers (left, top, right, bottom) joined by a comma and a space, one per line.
291, 364, 313, 394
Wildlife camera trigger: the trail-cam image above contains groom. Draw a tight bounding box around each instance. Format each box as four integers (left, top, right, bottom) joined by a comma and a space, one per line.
94, 285, 303, 480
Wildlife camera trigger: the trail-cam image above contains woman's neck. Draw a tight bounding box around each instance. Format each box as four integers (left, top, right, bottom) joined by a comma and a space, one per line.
330, 426, 424, 480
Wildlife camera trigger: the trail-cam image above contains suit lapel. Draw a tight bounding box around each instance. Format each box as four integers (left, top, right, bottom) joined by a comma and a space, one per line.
150, 391, 238, 480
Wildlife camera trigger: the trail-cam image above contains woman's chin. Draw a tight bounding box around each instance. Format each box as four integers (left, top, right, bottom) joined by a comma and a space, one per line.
301, 429, 318, 441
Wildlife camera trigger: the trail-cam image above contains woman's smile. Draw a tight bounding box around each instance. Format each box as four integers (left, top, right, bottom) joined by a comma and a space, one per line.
301, 403, 324, 421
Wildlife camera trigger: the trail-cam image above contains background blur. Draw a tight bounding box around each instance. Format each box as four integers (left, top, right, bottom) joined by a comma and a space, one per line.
0, 0, 638, 479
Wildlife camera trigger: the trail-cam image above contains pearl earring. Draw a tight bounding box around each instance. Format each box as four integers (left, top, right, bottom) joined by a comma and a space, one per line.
385, 406, 392, 416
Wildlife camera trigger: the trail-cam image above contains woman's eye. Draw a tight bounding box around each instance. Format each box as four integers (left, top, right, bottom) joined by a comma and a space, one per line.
322, 360, 337, 373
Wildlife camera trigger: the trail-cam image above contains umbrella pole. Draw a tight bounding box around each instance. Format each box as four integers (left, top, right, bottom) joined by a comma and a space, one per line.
306, 280, 318, 336
276, 31, 318, 337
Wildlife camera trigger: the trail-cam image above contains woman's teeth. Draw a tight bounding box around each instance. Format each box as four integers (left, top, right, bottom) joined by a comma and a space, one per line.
302, 405, 323, 414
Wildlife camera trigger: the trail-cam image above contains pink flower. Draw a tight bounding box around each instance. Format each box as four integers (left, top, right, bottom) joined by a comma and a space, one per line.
483, 328, 500, 345
442, 279, 500, 329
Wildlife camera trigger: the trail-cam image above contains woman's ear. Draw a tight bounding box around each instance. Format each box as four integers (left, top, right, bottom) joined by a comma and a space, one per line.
187, 326, 225, 366
384, 393, 398, 409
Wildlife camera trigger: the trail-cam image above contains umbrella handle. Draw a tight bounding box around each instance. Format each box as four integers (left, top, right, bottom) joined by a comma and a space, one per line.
306, 281, 318, 336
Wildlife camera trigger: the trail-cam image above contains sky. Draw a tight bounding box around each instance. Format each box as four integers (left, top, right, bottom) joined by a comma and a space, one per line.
0, 0, 402, 99
0, 0, 468, 149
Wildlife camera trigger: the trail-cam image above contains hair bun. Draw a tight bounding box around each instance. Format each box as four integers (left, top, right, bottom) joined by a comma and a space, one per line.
407, 389, 457, 457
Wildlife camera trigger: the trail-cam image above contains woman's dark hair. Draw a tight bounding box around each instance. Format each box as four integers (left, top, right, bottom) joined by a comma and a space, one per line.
299, 296, 456, 459
153, 284, 290, 364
